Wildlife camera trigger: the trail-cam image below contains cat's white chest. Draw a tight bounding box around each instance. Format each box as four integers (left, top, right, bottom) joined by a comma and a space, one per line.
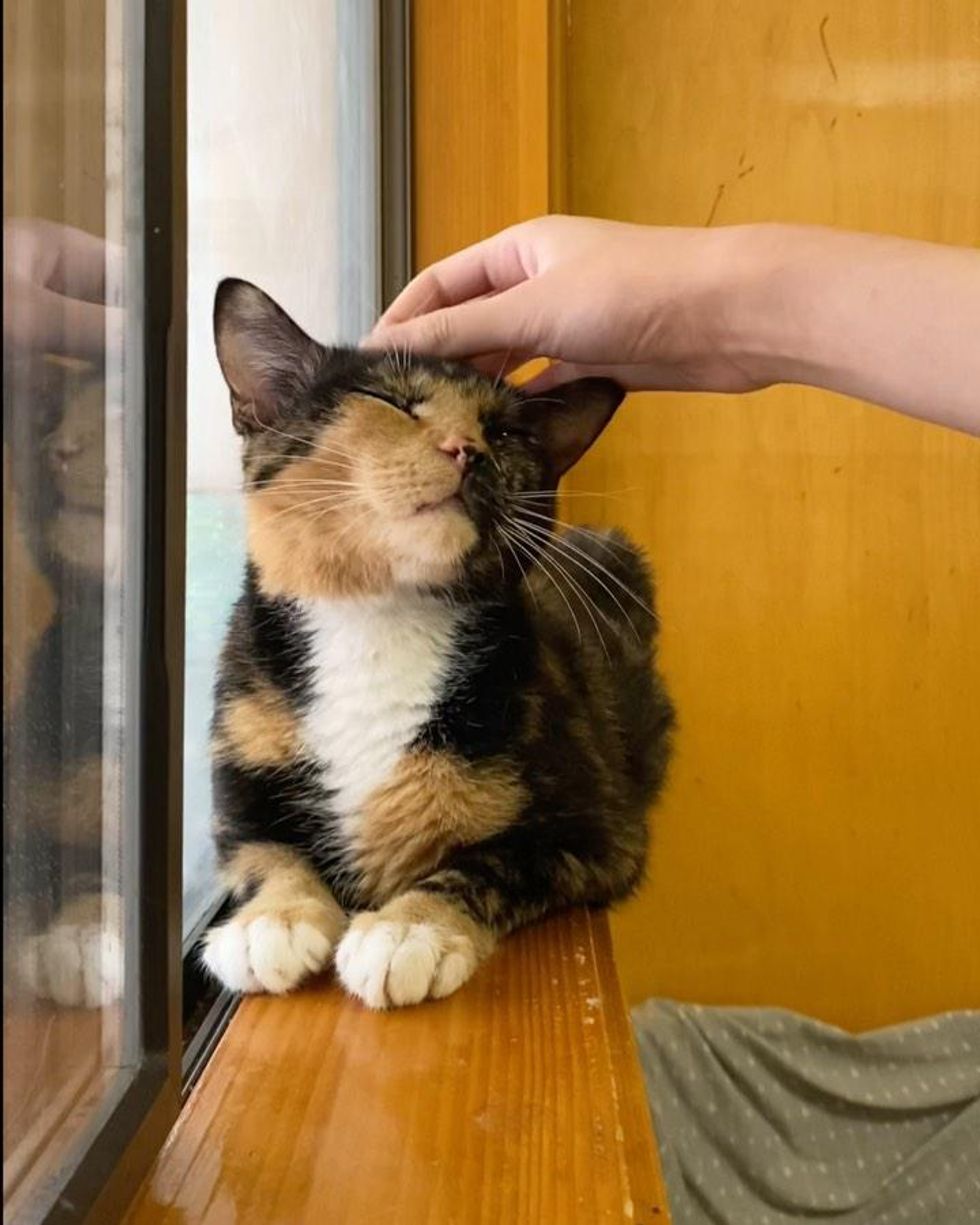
300, 594, 461, 822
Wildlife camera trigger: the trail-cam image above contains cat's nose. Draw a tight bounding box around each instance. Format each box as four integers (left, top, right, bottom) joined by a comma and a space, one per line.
438, 436, 484, 472
50, 439, 82, 463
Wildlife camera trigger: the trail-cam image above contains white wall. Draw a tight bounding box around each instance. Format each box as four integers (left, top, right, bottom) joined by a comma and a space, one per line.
186, 0, 378, 492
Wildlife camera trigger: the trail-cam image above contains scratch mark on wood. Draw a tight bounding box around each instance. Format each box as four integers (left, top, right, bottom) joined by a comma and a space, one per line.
819, 15, 839, 83
704, 182, 726, 227
737, 164, 755, 180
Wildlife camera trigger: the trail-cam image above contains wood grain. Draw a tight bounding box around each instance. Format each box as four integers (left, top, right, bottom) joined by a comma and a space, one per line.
561, 0, 980, 1027
412, 0, 557, 269
3, 1002, 110, 1219
125, 910, 670, 1224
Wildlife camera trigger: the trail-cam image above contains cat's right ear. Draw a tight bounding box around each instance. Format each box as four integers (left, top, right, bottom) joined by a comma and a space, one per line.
213, 279, 325, 435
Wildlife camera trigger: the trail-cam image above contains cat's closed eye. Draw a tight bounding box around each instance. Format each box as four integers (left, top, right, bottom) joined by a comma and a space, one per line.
352, 386, 420, 418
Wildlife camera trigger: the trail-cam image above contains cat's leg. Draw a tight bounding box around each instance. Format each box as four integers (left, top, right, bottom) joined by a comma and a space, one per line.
337, 822, 641, 1010
20, 889, 124, 1009
17, 757, 124, 1009
202, 843, 346, 994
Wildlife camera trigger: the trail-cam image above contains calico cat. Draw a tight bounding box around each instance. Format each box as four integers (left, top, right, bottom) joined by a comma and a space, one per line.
5, 359, 117, 1008
202, 279, 674, 1009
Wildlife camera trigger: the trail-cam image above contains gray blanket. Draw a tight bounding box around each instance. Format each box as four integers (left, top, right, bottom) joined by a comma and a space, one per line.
633, 1000, 980, 1224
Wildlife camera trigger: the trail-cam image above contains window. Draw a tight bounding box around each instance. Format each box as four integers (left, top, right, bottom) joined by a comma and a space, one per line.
3, 2, 181, 1221
4, 1, 408, 1218
182, 0, 402, 946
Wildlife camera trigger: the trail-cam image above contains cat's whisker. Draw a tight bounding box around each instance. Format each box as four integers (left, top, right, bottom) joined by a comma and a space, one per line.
257, 492, 355, 526
511, 520, 648, 638
504, 514, 612, 632
513, 506, 633, 557
496, 526, 538, 609
512, 513, 653, 618
506, 521, 613, 660
492, 349, 514, 391
504, 521, 597, 641
249, 478, 361, 493
510, 517, 640, 643
511, 488, 633, 502
252, 419, 360, 466
249, 473, 361, 487
504, 527, 572, 634
401, 339, 415, 378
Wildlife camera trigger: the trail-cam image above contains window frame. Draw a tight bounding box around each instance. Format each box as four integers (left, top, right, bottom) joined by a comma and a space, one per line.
35, 2, 187, 1221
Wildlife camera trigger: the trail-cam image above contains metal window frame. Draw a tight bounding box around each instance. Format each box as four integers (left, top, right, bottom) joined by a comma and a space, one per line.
380, 0, 413, 306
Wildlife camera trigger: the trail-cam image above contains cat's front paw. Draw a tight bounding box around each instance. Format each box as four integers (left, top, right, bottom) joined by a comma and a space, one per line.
202, 901, 339, 995
336, 895, 487, 1009
20, 894, 124, 1009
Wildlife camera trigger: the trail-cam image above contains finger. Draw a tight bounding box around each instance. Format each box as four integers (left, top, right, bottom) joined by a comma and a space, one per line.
375, 230, 531, 328
365, 286, 539, 362
33, 287, 124, 360
44, 221, 126, 306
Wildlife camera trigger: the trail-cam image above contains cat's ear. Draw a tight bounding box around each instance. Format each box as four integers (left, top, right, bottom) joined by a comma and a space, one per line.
213, 279, 325, 435
524, 378, 625, 479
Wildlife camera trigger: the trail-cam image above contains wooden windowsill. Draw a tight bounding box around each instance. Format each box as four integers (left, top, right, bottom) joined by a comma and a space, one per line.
125, 909, 671, 1223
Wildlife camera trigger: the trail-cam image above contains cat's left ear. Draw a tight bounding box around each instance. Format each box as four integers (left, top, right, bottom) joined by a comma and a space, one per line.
213, 278, 326, 435
523, 378, 625, 479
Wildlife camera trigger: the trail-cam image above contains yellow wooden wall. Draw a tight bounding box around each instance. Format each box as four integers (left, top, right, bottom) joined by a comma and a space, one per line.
561, 0, 980, 1028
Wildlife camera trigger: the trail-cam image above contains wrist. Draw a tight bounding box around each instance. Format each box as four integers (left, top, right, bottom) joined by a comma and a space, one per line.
714, 223, 828, 390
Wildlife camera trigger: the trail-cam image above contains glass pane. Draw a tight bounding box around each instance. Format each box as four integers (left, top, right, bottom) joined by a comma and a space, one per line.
182, 0, 380, 942
3, 2, 143, 1218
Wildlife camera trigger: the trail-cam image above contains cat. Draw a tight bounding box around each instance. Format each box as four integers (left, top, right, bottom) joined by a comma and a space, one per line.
5, 357, 119, 1009
201, 279, 675, 1009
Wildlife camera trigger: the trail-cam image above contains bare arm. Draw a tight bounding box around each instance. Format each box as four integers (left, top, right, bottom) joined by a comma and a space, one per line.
366, 217, 980, 437
730, 224, 980, 435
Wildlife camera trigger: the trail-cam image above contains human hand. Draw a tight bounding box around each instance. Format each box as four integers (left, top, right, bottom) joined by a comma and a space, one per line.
364, 215, 766, 394
3, 218, 123, 360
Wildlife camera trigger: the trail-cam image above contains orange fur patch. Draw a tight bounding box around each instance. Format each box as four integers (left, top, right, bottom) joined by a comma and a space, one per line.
246, 390, 483, 599
215, 682, 302, 769
353, 750, 527, 904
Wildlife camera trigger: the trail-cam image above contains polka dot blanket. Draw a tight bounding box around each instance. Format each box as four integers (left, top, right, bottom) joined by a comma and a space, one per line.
633, 1000, 980, 1224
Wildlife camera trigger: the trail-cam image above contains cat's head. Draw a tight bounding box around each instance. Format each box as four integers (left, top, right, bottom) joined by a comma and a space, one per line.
214, 279, 623, 600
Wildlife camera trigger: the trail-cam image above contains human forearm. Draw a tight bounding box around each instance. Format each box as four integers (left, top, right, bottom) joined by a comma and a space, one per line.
728, 224, 980, 435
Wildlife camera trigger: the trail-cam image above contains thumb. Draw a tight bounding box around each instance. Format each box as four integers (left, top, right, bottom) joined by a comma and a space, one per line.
363, 287, 536, 363
36, 287, 123, 360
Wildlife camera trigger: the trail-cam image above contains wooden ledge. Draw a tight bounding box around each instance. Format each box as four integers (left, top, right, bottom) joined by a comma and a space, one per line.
125, 910, 671, 1224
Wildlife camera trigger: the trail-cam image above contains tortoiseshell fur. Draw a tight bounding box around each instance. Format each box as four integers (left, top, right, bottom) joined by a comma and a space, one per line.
203, 280, 674, 1009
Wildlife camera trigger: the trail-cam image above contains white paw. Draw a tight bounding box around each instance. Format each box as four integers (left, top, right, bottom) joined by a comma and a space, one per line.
202, 911, 335, 995
336, 917, 478, 1010
20, 920, 124, 1009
